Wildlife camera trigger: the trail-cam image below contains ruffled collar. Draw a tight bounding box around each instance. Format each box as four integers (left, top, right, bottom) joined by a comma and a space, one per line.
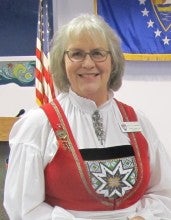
68, 88, 114, 114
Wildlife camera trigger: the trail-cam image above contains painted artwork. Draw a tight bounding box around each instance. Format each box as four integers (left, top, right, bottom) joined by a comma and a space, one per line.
0, 60, 35, 86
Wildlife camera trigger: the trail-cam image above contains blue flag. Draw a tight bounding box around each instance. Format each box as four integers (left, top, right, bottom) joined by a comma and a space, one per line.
96, 0, 171, 61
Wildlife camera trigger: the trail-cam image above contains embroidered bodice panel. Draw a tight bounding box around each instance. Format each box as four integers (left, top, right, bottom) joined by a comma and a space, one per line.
80, 145, 138, 200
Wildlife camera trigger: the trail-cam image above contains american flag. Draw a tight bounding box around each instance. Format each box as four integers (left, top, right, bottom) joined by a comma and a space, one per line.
35, 0, 55, 106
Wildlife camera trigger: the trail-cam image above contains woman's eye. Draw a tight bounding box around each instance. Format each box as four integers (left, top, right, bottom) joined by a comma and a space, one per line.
92, 51, 103, 57
72, 51, 83, 58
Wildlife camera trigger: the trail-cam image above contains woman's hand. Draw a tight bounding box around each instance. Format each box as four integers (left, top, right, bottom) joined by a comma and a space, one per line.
129, 216, 145, 220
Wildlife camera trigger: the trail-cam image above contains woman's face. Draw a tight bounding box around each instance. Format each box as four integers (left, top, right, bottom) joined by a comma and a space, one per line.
64, 34, 112, 105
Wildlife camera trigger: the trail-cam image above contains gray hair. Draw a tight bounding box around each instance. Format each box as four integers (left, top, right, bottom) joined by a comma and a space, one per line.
50, 13, 125, 92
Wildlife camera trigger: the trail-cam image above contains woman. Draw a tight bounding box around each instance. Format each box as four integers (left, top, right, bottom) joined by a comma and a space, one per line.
4, 14, 171, 220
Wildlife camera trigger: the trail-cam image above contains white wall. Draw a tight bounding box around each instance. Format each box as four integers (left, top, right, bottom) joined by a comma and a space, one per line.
0, 83, 36, 117
0, 0, 171, 157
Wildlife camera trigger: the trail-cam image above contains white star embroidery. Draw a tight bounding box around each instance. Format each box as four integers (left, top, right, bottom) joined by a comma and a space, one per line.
92, 161, 133, 198
147, 19, 154, 28
154, 29, 162, 37
162, 36, 171, 45
141, 8, 149, 16
138, 0, 146, 5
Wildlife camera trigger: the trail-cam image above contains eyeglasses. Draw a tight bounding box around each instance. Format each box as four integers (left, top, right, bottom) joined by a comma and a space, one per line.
64, 49, 111, 62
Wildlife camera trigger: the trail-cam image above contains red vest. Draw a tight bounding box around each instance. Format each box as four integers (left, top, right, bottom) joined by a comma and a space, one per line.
41, 99, 150, 211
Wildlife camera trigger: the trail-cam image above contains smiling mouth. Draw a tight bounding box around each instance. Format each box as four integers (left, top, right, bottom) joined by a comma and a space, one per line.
78, 73, 100, 77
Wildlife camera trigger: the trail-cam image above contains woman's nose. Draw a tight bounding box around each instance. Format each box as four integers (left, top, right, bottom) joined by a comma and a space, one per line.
82, 54, 95, 68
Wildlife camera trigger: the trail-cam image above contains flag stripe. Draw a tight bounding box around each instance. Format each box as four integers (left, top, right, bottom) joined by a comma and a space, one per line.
35, 0, 55, 106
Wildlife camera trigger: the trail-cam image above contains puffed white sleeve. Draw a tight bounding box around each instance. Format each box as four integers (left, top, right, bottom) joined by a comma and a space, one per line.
128, 111, 171, 220
3, 109, 92, 220
3, 109, 55, 220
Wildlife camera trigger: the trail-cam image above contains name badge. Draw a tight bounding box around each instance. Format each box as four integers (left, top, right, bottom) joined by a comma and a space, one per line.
120, 121, 142, 133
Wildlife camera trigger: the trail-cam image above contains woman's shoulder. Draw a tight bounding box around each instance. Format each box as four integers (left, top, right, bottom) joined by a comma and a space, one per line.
14, 107, 49, 128
9, 107, 52, 144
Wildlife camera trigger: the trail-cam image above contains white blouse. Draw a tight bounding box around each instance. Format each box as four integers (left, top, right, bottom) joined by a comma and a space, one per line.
4, 90, 171, 220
